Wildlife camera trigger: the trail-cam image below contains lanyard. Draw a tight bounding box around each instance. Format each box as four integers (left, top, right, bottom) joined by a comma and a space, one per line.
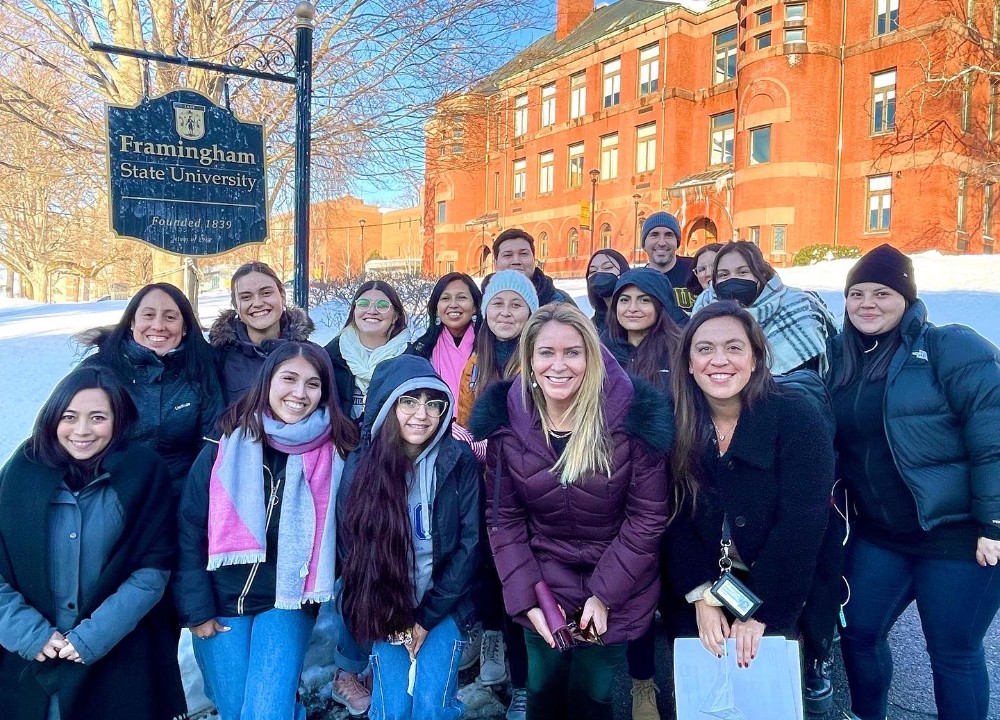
719, 514, 733, 575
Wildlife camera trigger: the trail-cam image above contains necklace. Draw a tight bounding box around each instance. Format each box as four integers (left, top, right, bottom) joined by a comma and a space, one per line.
863, 339, 880, 354
712, 419, 738, 443
549, 429, 573, 439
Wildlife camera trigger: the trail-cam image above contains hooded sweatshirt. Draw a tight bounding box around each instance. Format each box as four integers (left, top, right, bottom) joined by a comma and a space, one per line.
362, 356, 455, 603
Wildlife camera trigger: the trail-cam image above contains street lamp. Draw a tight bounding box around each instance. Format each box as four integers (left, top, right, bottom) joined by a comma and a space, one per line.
358, 218, 366, 275
589, 168, 600, 256
632, 193, 642, 264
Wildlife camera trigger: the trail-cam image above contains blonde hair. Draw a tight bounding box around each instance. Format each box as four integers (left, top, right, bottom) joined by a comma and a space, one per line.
519, 303, 613, 485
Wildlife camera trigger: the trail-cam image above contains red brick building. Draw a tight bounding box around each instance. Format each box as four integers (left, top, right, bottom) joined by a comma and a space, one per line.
422, 0, 998, 278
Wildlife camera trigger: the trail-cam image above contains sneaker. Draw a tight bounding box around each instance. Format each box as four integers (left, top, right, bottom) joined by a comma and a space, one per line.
331, 669, 371, 717
506, 687, 528, 720
479, 630, 508, 686
804, 659, 833, 715
631, 678, 660, 720
460, 624, 483, 671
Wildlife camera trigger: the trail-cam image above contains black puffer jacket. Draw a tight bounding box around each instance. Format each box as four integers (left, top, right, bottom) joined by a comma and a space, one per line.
209, 306, 314, 404
82, 336, 224, 494
827, 300, 1000, 538
337, 355, 481, 632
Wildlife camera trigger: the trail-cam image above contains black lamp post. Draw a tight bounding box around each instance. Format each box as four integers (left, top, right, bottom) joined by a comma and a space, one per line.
632, 193, 642, 264
359, 218, 366, 275
589, 168, 600, 256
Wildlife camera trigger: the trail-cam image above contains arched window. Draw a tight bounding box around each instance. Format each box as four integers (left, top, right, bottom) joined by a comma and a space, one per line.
568, 228, 580, 258
600, 223, 612, 249
538, 231, 549, 260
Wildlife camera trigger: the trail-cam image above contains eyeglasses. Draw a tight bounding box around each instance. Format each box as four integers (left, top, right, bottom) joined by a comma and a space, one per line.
355, 298, 393, 313
397, 395, 449, 418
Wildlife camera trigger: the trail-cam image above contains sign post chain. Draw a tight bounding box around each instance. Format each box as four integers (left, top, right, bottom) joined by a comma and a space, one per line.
293, 2, 316, 311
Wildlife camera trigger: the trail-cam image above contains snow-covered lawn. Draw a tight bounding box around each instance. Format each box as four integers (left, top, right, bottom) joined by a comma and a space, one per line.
0, 251, 997, 718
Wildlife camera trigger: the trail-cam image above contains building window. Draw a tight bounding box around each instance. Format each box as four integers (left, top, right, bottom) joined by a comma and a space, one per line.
436, 201, 446, 223
961, 74, 973, 133
985, 182, 994, 241
568, 142, 585, 188
539, 231, 549, 260
568, 228, 580, 258
750, 125, 771, 164
866, 174, 892, 232
755, 33, 772, 50
513, 159, 527, 200
958, 172, 968, 234
541, 84, 556, 128
570, 72, 587, 119
748, 226, 760, 246
710, 111, 735, 165
773, 225, 787, 253
636, 123, 657, 173
713, 27, 737, 84
603, 58, 622, 108
872, 69, 896, 134
493, 172, 500, 210
875, 0, 899, 35
600, 224, 612, 249
757, 7, 773, 25
539, 151, 554, 194
784, 27, 806, 42
514, 94, 528, 137
600, 133, 619, 180
638, 44, 659, 96
785, 3, 806, 20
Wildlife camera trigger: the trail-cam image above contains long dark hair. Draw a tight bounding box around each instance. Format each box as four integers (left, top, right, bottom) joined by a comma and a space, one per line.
30, 366, 138, 472
828, 315, 903, 388
606, 284, 683, 391
412, 272, 483, 355
218, 341, 358, 453
341, 385, 449, 643
686, 242, 723, 296
472, 318, 520, 400
343, 280, 408, 339
669, 302, 776, 521
712, 241, 776, 286
84, 283, 216, 384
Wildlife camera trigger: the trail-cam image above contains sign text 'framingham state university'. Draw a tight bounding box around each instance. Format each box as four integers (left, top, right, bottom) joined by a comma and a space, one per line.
107, 89, 267, 256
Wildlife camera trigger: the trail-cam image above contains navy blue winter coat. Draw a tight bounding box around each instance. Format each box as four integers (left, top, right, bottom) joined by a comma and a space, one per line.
827, 300, 1000, 537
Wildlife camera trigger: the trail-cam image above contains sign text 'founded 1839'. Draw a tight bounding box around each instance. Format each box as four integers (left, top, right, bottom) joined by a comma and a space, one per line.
107, 89, 267, 256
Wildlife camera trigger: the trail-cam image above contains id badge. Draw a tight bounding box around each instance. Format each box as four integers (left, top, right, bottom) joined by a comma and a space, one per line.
709, 573, 762, 622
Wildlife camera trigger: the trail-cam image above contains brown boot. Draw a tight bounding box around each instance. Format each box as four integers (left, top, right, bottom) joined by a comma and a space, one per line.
631, 678, 661, 720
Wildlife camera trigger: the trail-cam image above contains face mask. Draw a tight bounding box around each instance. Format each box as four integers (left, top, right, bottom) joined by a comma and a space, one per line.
715, 278, 761, 307
587, 272, 618, 299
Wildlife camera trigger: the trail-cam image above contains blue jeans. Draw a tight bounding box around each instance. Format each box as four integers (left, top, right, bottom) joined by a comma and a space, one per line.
841, 536, 1000, 720
369, 616, 466, 720
330, 578, 373, 674
192, 607, 316, 720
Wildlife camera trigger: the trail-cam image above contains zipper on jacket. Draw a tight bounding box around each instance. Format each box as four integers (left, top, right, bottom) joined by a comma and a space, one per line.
237, 465, 281, 615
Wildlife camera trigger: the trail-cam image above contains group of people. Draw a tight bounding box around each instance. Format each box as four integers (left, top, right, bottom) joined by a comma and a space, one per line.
0, 214, 998, 720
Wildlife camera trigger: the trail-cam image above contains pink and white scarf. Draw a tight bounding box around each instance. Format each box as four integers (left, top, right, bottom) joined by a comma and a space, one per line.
430, 326, 475, 418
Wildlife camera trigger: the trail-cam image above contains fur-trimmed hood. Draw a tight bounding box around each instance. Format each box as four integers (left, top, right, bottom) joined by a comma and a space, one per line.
467, 359, 674, 455
208, 305, 313, 350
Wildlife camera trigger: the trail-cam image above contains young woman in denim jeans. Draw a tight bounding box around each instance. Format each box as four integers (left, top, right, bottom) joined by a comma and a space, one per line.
828, 245, 1000, 720
176, 342, 359, 720
338, 354, 480, 720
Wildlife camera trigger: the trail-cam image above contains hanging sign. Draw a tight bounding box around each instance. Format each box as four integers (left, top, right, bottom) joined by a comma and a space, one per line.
107, 89, 267, 255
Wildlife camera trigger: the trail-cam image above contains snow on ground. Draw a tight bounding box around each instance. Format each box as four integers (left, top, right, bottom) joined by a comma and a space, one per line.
0, 251, 997, 718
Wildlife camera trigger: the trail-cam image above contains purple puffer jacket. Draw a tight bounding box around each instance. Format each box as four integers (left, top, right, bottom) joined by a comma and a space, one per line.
470, 348, 673, 645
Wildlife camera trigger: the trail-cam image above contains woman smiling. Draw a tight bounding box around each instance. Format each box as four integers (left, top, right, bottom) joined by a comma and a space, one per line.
470, 303, 671, 719
325, 281, 411, 422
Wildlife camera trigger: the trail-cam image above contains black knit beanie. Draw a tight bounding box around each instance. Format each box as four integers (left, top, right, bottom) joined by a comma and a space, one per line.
844, 244, 917, 304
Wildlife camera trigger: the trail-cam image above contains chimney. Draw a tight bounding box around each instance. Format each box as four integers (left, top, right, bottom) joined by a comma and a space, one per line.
557, 0, 593, 41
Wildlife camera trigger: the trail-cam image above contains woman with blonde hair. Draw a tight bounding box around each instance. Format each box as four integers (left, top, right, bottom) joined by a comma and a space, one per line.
469, 303, 671, 719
